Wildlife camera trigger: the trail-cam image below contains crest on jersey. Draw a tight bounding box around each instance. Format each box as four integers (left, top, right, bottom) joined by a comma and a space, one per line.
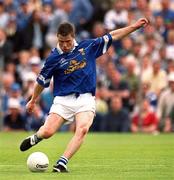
78, 48, 85, 55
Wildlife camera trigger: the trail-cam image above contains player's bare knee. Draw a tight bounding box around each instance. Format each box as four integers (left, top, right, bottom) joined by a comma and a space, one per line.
76, 126, 89, 139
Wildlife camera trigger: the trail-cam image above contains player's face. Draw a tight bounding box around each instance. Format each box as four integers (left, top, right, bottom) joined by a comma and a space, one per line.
57, 34, 74, 53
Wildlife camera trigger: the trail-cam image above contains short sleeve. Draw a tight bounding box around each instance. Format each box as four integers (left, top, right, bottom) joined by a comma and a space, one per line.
37, 55, 55, 87
91, 33, 112, 58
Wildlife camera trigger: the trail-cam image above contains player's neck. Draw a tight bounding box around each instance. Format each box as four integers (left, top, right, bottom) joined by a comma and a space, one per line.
57, 40, 78, 54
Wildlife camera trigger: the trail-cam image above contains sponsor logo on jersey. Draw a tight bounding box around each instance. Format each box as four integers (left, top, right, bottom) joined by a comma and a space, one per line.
64, 60, 86, 74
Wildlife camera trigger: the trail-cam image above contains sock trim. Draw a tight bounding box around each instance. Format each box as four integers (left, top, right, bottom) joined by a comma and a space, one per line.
61, 156, 68, 163
57, 156, 68, 165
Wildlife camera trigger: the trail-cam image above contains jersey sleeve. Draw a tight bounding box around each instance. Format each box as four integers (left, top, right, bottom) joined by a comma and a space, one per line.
92, 33, 112, 58
36, 55, 55, 88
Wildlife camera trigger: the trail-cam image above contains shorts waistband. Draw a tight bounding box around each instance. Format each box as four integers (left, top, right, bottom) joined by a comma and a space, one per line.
73, 92, 93, 98
75, 92, 80, 98
58, 93, 93, 98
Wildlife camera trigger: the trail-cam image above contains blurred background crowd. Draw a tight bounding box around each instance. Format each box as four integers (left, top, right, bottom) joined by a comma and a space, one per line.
1, 0, 174, 134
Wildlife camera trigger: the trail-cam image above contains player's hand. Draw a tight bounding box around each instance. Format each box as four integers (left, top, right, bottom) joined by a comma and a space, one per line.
26, 99, 36, 113
134, 18, 149, 29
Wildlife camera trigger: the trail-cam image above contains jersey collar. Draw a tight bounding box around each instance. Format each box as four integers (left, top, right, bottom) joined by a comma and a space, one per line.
56, 40, 78, 55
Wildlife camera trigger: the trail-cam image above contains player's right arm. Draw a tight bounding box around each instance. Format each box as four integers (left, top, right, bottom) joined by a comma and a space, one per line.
26, 52, 56, 113
26, 83, 44, 113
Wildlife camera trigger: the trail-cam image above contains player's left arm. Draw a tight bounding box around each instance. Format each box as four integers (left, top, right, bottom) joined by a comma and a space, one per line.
109, 18, 149, 41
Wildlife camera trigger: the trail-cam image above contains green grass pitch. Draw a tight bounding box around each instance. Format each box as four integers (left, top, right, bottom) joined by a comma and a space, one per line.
0, 132, 174, 180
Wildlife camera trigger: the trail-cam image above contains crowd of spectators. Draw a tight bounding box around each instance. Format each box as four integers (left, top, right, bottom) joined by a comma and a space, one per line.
1, 0, 174, 134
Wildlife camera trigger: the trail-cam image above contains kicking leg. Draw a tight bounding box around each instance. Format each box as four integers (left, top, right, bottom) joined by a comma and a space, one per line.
20, 113, 64, 151
53, 111, 94, 172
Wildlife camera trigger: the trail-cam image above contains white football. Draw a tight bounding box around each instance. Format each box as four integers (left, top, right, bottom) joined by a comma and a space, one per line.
27, 152, 49, 172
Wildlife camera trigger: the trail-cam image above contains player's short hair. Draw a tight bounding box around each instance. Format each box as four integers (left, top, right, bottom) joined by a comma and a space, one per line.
57, 22, 75, 37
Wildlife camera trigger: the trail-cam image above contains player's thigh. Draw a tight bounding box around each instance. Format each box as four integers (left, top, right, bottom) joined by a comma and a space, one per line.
43, 113, 65, 133
75, 111, 95, 130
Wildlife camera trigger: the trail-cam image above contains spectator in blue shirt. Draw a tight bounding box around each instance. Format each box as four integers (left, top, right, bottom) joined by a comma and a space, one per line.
101, 95, 130, 132
154, 0, 174, 29
70, 0, 93, 31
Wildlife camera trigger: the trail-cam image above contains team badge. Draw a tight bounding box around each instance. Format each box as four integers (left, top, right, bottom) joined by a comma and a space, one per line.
78, 48, 85, 55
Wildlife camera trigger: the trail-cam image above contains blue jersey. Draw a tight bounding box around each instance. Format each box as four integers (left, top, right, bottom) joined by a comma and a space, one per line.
37, 34, 112, 96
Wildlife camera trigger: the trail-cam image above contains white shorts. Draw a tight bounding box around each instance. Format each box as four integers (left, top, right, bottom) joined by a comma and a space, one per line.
49, 93, 96, 122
